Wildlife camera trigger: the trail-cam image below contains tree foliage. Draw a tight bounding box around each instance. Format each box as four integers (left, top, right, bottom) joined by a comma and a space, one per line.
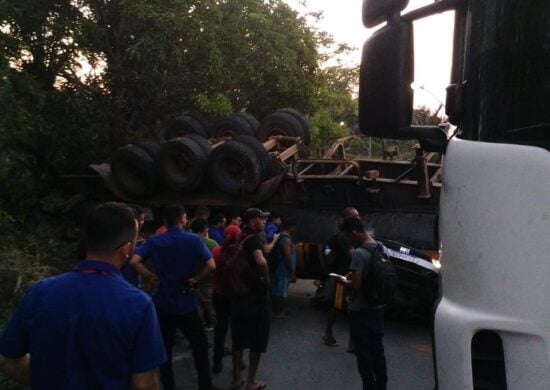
1, 0, 358, 207
0, 0, 361, 223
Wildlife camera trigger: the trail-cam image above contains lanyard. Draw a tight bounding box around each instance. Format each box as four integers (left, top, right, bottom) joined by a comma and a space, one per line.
75, 268, 110, 276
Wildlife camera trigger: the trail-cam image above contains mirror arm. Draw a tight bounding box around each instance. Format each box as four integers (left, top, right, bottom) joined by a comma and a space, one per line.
401, 0, 466, 23
399, 126, 448, 153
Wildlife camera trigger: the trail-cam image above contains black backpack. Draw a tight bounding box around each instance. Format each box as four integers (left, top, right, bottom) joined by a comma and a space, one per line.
359, 242, 398, 306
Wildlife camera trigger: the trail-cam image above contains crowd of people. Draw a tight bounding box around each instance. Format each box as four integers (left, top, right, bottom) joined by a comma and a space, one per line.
0, 202, 389, 390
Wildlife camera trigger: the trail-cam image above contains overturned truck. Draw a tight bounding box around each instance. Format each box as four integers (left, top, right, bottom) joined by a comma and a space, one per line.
61, 109, 441, 317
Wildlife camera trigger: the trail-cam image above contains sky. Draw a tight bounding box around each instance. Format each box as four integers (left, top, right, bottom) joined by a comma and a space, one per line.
284, 0, 455, 111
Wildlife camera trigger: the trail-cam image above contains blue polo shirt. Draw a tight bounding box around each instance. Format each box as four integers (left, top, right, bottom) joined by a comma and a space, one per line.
0, 260, 166, 389
209, 226, 224, 246
135, 227, 212, 315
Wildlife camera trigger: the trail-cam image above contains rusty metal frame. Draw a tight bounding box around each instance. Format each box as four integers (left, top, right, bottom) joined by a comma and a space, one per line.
294, 159, 363, 183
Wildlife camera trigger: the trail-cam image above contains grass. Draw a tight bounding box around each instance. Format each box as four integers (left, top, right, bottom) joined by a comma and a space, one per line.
0, 213, 77, 387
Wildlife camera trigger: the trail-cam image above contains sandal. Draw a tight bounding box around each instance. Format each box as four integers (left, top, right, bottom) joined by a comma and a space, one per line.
247, 381, 267, 390
322, 334, 338, 347
230, 380, 245, 389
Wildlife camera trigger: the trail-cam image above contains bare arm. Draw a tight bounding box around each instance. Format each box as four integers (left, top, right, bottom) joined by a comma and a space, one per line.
252, 249, 270, 287
130, 369, 159, 390
0, 353, 30, 384
130, 254, 158, 284
261, 233, 280, 255
188, 258, 215, 285
349, 270, 362, 291
282, 239, 293, 273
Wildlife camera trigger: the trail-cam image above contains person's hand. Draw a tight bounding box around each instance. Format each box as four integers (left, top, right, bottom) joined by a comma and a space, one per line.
273, 233, 280, 242
148, 273, 160, 289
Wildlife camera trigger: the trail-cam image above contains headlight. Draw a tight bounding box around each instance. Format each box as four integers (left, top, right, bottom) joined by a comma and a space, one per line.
431, 259, 441, 269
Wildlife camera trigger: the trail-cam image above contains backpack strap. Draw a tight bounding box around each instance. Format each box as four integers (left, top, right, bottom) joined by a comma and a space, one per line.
356, 241, 382, 280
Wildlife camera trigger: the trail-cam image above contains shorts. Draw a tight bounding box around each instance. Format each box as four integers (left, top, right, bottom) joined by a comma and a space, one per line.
231, 293, 271, 353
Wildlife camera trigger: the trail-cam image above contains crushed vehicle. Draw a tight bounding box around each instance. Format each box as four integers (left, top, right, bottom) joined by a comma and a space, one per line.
58, 107, 442, 318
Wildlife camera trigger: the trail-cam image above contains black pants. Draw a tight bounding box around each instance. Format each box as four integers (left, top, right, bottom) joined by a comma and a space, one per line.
157, 307, 212, 390
212, 293, 232, 364
349, 308, 387, 390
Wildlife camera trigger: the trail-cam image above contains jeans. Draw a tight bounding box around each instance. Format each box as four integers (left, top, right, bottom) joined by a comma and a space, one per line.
349, 308, 387, 390
157, 307, 212, 390
212, 293, 232, 364
198, 285, 217, 326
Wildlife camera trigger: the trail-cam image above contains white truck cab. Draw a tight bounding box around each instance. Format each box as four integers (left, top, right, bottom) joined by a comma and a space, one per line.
358, 0, 550, 388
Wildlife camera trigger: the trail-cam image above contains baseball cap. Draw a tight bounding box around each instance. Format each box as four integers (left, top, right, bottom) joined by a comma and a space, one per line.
223, 224, 241, 242
242, 208, 270, 224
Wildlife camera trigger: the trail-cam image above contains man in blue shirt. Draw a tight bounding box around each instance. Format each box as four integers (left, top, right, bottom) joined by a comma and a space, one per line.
209, 213, 226, 246
130, 204, 218, 390
0, 202, 166, 389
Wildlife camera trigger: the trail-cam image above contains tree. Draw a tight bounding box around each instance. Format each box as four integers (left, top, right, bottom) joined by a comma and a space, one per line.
413, 106, 442, 126
211, 0, 319, 118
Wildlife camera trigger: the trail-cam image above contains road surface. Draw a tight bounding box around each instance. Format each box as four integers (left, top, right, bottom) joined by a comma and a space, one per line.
174, 279, 435, 390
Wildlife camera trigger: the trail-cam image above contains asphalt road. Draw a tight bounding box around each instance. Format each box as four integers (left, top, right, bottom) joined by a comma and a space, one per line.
174, 280, 435, 390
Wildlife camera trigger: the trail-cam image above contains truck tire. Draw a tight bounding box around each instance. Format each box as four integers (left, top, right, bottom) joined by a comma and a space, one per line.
184, 134, 212, 159
234, 112, 260, 134
182, 110, 212, 134
277, 108, 311, 146
209, 141, 261, 194
111, 144, 158, 198
130, 139, 160, 164
164, 115, 208, 140
257, 111, 306, 144
210, 114, 256, 138
159, 138, 208, 192
233, 135, 272, 180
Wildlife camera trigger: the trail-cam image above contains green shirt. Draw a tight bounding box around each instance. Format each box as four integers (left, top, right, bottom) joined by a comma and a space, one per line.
201, 235, 218, 251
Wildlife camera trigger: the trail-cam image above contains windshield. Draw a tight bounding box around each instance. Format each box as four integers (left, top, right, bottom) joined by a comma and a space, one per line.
462, 0, 550, 149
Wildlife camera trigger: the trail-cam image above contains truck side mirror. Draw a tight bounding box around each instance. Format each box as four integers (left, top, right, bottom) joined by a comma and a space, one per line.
363, 0, 410, 28
359, 21, 414, 138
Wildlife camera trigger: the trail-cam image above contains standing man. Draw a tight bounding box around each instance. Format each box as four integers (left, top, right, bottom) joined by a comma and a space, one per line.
0, 202, 166, 389
270, 219, 297, 319
209, 213, 227, 246
264, 212, 282, 243
130, 204, 218, 390
323, 207, 360, 347
226, 213, 242, 230
190, 218, 219, 331
339, 216, 388, 390
231, 208, 271, 390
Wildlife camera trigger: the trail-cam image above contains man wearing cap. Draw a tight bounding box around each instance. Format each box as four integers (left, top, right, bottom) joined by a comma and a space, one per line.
0, 202, 166, 389
129, 204, 219, 390
231, 208, 271, 390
